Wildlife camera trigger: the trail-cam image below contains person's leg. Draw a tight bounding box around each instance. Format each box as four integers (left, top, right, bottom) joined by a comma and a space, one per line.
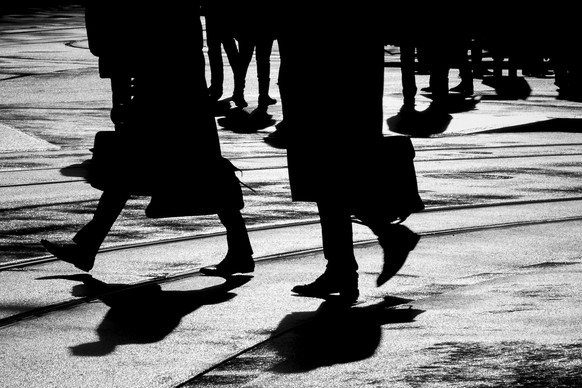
219, 209, 253, 258
72, 190, 129, 253
232, 37, 254, 107
355, 210, 420, 287
256, 37, 277, 109
399, 42, 417, 109
451, 39, 474, 95
222, 36, 240, 82
41, 190, 129, 271
292, 201, 359, 302
205, 17, 225, 101
199, 209, 254, 276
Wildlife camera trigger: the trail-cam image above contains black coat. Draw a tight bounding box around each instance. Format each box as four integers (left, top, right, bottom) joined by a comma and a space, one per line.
278, 3, 387, 212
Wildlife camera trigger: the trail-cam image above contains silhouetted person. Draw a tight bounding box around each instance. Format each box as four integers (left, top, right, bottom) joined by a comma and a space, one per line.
545, 9, 581, 100
84, 0, 134, 130
202, 0, 244, 102
233, 0, 277, 110
449, 36, 475, 97
277, 3, 421, 304
41, 1, 254, 277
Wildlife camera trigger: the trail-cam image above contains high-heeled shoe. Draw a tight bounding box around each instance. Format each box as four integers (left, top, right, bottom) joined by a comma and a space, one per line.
292, 270, 359, 303
40, 239, 96, 272
199, 254, 254, 277
377, 225, 420, 286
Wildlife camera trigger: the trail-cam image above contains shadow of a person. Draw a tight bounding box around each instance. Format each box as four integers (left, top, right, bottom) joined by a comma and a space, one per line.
387, 108, 452, 138
268, 297, 424, 373
217, 106, 276, 133
40, 274, 251, 357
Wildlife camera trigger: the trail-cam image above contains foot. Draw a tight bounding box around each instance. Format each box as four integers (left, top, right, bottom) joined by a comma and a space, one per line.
200, 254, 254, 277
231, 94, 248, 108
208, 86, 223, 102
40, 239, 96, 272
258, 95, 277, 108
292, 270, 359, 303
377, 225, 420, 286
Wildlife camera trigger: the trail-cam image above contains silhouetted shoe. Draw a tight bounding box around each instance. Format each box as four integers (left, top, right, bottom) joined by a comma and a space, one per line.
258, 95, 277, 108
40, 239, 95, 272
376, 225, 420, 286
208, 86, 223, 102
231, 94, 248, 108
292, 270, 359, 304
200, 254, 254, 277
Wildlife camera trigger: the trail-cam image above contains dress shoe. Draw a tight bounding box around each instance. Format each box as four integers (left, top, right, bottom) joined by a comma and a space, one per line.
40, 239, 95, 272
377, 225, 420, 286
292, 270, 359, 304
200, 254, 254, 277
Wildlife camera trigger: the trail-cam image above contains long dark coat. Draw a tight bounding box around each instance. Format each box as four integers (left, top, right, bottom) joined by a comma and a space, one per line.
86, 1, 242, 214
278, 3, 389, 213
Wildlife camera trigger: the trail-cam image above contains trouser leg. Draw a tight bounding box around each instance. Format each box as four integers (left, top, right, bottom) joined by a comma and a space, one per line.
218, 209, 253, 256
73, 190, 130, 254
317, 201, 358, 274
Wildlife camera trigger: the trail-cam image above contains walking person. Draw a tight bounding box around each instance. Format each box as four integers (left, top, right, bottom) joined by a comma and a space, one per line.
233, 0, 277, 111
41, 1, 254, 276
202, 0, 244, 103
277, 3, 421, 303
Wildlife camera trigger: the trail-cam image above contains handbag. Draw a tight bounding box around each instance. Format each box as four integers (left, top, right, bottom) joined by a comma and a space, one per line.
144, 157, 245, 218
88, 130, 154, 195
381, 135, 425, 221
353, 135, 424, 224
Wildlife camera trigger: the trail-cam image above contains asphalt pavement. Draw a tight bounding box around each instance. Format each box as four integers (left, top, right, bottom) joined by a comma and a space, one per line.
2, 5, 582, 388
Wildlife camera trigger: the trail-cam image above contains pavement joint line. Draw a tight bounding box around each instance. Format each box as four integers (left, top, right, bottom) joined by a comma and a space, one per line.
410, 215, 582, 239
5, 197, 582, 271
420, 195, 582, 212
419, 152, 582, 162
415, 142, 582, 151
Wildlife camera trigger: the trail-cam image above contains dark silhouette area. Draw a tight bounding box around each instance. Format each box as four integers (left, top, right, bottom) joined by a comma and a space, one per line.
201, 0, 243, 104
233, 0, 277, 111
216, 106, 276, 134
482, 118, 582, 134
269, 297, 424, 372
384, 5, 479, 137
40, 1, 255, 278
384, 7, 582, 138
205, 0, 278, 134
38, 274, 251, 356
277, 3, 423, 304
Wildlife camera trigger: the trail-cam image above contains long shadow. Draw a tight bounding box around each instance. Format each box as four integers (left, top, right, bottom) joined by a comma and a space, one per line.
481, 76, 532, 100
387, 108, 453, 138
39, 274, 251, 357
482, 118, 582, 134
268, 296, 424, 373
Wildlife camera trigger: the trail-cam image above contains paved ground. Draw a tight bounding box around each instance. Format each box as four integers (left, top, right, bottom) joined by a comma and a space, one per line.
1, 4, 582, 388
